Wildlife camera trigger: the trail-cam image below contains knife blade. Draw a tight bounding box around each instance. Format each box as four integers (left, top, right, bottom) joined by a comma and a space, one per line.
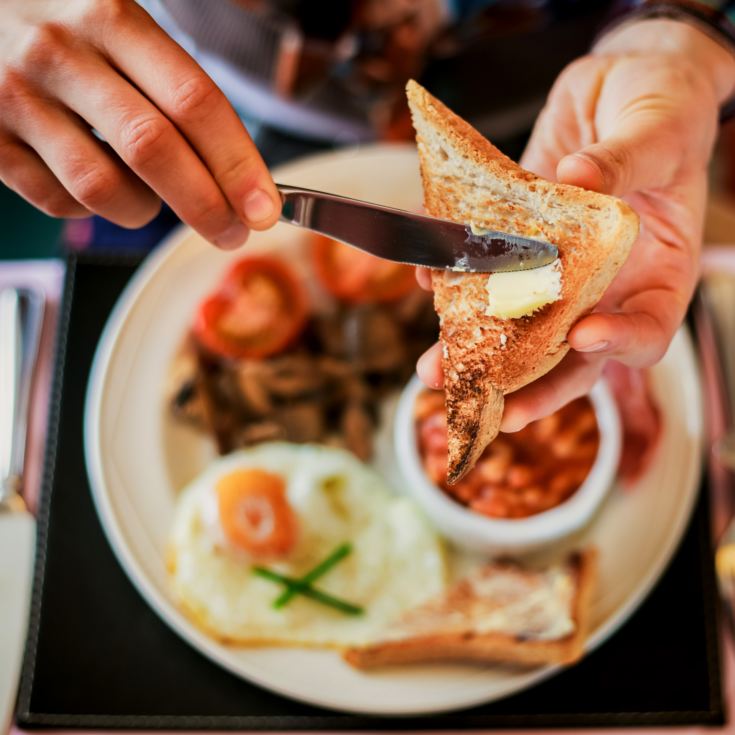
0, 287, 43, 733
277, 184, 558, 273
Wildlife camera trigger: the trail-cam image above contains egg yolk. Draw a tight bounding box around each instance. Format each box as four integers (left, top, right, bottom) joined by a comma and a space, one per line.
216, 469, 297, 558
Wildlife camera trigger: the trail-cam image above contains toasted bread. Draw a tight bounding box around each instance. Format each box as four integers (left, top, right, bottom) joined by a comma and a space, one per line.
344, 549, 596, 669
406, 80, 639, 483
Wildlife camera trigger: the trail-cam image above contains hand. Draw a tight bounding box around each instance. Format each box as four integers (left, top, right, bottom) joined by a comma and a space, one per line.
418, 18, 735, 430
0, 0, 280, 248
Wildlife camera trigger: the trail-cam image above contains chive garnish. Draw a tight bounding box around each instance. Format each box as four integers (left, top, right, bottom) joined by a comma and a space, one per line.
273, 543, 352, 609
253, 544, 364, 615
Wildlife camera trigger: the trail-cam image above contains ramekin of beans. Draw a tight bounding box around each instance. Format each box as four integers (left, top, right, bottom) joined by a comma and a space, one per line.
394, 377, 621, 555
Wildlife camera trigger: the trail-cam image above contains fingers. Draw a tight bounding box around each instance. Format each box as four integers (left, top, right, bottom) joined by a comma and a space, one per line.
0, 135, 89, 218
500, 352, 605, 432
1, 2, 275, 246
415, 267, 433, 291
569, 289, 685, 367
100, 2, 279, 230
41, 53, 251, 247
416, 342, 444, 389
556, 112, 681, 196
557, 137, 670, 197
2, 86, 162, 227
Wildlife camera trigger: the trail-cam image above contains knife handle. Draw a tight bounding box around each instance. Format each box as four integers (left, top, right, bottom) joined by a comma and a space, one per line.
0, 288, 43, 510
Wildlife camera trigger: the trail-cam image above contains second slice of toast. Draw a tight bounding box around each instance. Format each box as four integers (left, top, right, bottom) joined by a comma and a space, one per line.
345, 549, 597, 668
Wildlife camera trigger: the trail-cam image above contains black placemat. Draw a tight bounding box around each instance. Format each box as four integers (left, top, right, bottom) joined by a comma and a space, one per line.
16, 251, 725, 729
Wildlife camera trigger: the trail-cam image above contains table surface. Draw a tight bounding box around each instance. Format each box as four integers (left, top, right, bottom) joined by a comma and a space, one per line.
2, 256, 732, 735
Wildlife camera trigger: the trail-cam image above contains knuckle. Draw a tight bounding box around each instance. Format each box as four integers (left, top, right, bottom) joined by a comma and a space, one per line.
0, 138, 18, 167
69, 164, 119, 209
119, 114, 172, 168
648, 344, 667, 366
185, 191, 230, 233
592, 143, 631, 192
83, 0, 133, 27
40, 190, 84, 218
645, 330, 669, 366
627, 314, 668, 367
556, 55, 596, 88
170, 75, 221, 120
18, 22, 71, 72
216, 155, 261, 195
0, 70, 39, 125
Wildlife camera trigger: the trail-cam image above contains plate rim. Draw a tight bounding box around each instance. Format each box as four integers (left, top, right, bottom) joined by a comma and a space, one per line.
83, 143, 704, 716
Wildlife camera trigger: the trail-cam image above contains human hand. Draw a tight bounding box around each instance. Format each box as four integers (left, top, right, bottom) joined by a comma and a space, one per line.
0, 0, 280, 248
417, 18, 735, 431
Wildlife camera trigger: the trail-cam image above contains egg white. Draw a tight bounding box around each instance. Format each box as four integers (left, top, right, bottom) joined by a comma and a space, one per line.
167, 443, 447, 647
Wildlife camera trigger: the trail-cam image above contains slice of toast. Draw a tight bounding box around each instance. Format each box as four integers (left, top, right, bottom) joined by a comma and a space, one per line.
344, 549, 596, 669
406, 80, 639, 483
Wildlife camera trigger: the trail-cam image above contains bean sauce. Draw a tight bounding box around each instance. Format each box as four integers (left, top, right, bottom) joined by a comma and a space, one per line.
415, 391, 600, 519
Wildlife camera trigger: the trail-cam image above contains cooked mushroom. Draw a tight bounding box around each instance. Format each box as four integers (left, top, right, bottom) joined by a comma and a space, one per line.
341, 401, 374, 461
342, 305, 406, 373
313, 312, 346, 357
234, 361, 274, 416
263, 354, 325, 399
233, 421, 286, 446
171, 286, 439, 462
277, 402, 325, 443
170, 378, 207, 426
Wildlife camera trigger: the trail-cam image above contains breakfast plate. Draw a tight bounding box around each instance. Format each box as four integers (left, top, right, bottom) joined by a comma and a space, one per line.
84, 143, 703, 715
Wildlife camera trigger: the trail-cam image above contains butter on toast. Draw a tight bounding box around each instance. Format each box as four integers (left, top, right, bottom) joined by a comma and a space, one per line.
344, 549, 596, 668
406, 81, 638, 483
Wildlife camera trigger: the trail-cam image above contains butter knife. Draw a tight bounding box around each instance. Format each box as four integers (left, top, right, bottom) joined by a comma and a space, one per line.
0, 287, 43, 732
277, 184, 558, 273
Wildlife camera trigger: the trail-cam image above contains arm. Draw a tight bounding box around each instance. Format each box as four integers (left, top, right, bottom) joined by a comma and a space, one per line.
418, 13, 735, 430
0, 0, 280, 248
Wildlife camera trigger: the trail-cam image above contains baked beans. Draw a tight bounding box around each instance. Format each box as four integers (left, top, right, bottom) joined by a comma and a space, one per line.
415, 391, 600, 519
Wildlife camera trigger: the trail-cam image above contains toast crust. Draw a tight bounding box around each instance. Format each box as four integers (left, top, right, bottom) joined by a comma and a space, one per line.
344, 549, 597, 669
406, 80, 639, 482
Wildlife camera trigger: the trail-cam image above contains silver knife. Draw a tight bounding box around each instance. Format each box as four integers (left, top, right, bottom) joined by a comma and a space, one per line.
0, 287, 43, 733
277, 184, 558, 273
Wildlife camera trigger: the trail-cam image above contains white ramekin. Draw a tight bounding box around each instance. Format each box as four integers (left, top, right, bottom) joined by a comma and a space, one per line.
394, 376, 621, 555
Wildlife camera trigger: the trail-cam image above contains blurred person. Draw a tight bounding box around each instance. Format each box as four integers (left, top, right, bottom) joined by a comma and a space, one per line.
0, 0, 734, 427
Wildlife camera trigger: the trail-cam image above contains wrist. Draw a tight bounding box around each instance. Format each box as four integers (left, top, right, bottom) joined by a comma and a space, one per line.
594, 18, 735, 104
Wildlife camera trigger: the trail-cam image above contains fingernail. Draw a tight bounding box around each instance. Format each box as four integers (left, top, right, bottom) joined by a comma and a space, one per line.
243, 188, 275, 223
215, 221, 249, 250
575, 340, 610, 353
416, 362, 443, 390
500, 417, 526, 433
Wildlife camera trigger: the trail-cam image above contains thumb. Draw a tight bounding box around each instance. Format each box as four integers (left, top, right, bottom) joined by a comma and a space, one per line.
556, 116, 679, 196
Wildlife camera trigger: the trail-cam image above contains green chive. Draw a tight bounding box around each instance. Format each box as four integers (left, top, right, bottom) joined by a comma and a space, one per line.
252, 566, 363, 616
274, 543, 352, 609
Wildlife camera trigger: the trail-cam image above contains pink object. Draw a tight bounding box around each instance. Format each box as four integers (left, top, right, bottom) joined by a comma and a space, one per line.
2, 256, 733, 734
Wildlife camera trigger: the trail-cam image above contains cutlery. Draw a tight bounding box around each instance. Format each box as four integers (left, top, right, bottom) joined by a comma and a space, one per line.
0, 287, 44, 732
277, 184, 558, 273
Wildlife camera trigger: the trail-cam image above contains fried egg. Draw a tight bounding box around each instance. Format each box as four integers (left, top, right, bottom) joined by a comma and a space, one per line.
167, 443, 446, 648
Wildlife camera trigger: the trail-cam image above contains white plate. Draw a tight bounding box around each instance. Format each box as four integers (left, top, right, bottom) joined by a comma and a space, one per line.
84, 143, 704, 716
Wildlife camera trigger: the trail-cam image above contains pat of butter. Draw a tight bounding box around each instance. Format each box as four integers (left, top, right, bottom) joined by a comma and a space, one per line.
485, 259, 562, 319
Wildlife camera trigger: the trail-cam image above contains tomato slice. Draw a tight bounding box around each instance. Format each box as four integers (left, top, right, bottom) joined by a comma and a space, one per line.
311, 233, 416, 303
216, 469, 297, 558
193, 255, 307, 359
